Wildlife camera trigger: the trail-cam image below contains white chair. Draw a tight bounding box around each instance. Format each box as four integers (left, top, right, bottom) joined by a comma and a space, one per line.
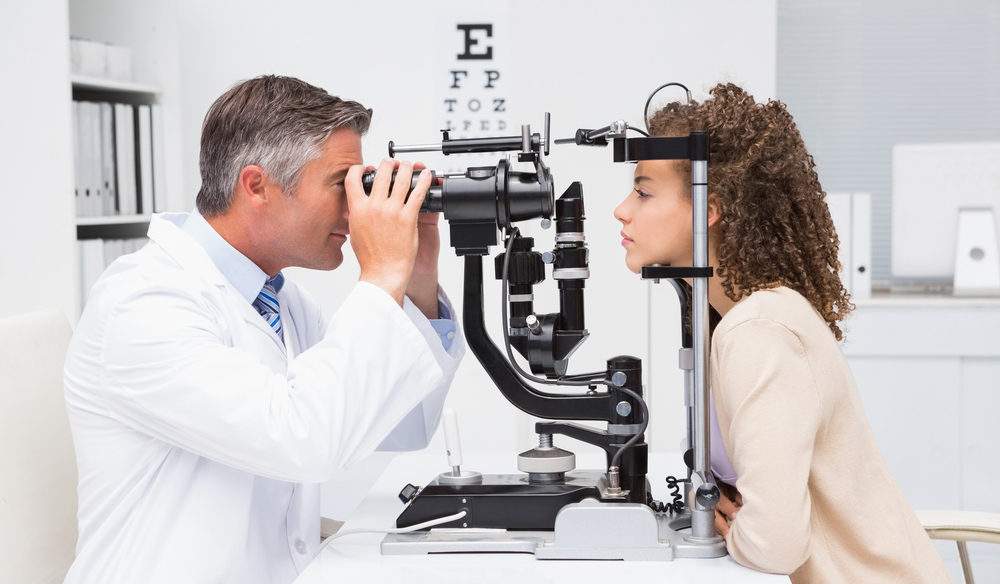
916, 509, 1000, 584
0, 310, 77, 584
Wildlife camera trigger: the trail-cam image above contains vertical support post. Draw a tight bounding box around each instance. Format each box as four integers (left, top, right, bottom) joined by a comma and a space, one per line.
690, 152, 715, 539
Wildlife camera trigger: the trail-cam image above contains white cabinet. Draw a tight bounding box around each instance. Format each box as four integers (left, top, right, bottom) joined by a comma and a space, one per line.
843, 296, 1000, 582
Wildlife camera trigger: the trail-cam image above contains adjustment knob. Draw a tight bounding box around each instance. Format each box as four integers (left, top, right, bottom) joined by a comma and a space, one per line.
696, 483, 721, 509
495, 247, 545, 285
525, 314, 542, 335
398, 483, 419, 504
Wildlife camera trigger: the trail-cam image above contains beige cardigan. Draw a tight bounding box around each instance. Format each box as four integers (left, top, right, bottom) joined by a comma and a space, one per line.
711, 287, 950, 583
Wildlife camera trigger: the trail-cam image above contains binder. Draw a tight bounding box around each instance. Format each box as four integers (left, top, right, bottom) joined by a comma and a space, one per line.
137, 105, 153, 215
826, 193, 853, 294
114, 104, 136, 215
78, 102, 90, 216
100, 103, 116, 216
83, 102, 98, 217
851, 192, 872, 300
72, 101, 82, 217
89, 102, 104, 216
151, 104, 166, 213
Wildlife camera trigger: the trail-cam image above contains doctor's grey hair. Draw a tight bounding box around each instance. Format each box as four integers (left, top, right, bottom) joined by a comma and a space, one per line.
196, 75, 372, 217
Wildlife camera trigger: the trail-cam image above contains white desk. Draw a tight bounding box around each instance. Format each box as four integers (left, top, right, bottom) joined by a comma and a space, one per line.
296, 453, 789, 583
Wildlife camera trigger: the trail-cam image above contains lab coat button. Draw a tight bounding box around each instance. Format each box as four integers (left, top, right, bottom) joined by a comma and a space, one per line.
295, 540, 308, 554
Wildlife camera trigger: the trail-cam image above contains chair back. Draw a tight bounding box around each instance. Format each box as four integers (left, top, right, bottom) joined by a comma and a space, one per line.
0, 310, 77, 584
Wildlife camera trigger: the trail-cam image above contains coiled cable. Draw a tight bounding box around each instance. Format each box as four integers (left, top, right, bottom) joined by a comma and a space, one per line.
647, 475, 686, 514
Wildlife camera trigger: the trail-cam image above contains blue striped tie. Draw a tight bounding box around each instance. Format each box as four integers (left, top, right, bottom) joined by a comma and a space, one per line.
253, 273, 284, 342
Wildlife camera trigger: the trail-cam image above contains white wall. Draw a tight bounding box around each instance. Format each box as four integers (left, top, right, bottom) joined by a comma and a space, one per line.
0, 1, 77, 321
172, 0, 777, 458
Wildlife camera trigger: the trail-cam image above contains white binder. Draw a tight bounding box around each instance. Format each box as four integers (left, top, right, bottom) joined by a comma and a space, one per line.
851, 193, 872, 300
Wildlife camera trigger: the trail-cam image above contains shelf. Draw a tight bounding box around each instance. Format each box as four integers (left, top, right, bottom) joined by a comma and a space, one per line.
76, 214, 151, 226
854, 293, 1000, 308
70, 74, 161, 94
77, 216, 150, 240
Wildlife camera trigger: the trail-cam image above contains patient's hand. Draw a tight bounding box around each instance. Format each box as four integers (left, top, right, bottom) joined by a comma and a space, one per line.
714, 482, 743, 537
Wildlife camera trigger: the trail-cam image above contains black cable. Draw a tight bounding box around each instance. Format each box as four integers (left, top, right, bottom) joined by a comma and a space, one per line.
498, 229, 650, 475
647, 476, 686, 514
560, 372, 607, 382
643, 82, 693, 130
608, 384, 649, 469
663, 476, 688, 514
628, 127, 650, 137
500, 228, 600, 387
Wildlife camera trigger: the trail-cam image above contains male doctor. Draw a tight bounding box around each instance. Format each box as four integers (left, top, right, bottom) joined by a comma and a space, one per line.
63, 75, 464, 583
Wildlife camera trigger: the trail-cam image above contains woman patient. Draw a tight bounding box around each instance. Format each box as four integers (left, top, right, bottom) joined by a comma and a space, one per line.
614, 83, 950, 583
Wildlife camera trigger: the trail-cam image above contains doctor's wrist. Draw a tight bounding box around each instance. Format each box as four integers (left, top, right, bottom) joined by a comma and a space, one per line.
360, 273, 408, 308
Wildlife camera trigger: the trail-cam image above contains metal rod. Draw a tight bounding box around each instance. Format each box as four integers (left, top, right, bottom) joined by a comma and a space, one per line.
543, 112, 551, 155
690, 158, 713, 538
391, 143, 444, 154
958, 541, 975, 584
684, 357, 694, 478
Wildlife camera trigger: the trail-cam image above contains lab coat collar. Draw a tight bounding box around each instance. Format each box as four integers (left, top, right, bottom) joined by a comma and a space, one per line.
147, 213, 288, 355
148, 213, 228, 288
180, 209, 269, 305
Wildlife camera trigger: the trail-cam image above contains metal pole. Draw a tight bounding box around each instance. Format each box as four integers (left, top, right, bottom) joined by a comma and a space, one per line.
690, 158, 715, 539
958, 541, 975, 584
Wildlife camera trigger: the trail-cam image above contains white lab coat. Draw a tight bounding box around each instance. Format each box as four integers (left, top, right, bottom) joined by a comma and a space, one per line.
63, 213, 464, 584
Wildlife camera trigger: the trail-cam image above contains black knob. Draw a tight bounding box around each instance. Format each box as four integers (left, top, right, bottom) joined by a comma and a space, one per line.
495, 237, 545, 285
696, 484, 720, 509
398, 483, 420, 504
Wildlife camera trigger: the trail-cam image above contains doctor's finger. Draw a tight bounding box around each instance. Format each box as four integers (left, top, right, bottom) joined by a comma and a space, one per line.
344, 165, 368, 208
388, 161, 415, 208
402, 169, 431, 218
370, 158, 397, 201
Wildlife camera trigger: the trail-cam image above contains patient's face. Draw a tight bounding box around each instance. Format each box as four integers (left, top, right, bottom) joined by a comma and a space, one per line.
613, 160, 694, 273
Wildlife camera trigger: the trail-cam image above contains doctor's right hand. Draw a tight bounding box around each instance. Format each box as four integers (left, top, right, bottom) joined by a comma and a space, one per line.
346, 158, 432, 307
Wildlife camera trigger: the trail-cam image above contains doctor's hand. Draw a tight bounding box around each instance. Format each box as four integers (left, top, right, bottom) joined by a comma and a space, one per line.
714, 483, 743, 537
346, 158, 431, 308
406, 206, 441, 320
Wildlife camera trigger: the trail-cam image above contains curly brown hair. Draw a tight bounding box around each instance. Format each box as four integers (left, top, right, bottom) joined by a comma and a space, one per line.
647, 83, 853, 340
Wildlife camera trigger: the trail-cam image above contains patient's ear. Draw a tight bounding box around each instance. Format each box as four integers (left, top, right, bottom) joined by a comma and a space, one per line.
707, 193, 723, 228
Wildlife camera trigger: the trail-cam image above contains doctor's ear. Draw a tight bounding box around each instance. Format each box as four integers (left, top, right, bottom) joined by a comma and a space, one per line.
237, 165, 277, 211
707, 194, 723, 229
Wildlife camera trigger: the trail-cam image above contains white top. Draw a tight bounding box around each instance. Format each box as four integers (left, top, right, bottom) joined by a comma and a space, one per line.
63, 213, 465, 584
711, 287, 950, 583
